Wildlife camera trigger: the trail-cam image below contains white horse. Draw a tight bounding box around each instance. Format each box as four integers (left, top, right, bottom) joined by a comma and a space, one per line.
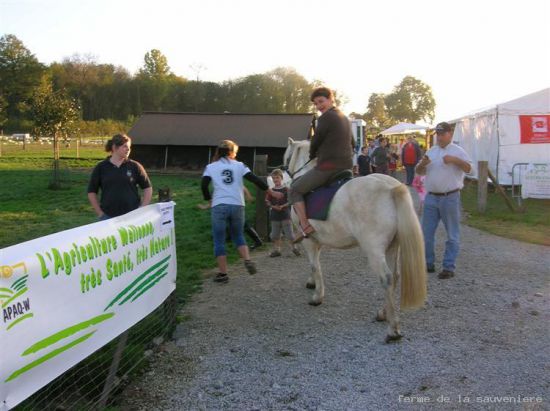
284, 138, 427, 342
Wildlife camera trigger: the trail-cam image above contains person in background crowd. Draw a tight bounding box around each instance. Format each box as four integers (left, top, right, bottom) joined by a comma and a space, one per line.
265, 169, 300, 257
412, 174, 427, 215
289, 86, 354, 242
368, 139, 377, 173
88, 134, 152, 220
401, 135, 423, 185
416, 122, 472, 280
388, 143, 399, 177
357, 145, 371, 176
201, 139, 283, 283
371, 137, 390, 175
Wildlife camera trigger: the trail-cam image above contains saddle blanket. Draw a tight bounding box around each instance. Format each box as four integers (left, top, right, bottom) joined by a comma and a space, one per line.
305, 178, 351, 221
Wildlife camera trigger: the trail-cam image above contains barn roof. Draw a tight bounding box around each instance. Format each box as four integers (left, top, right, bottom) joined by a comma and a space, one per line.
128, 112, 314, 148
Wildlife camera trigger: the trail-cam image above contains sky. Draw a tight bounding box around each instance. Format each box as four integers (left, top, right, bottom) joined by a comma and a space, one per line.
1, 0, 549, 124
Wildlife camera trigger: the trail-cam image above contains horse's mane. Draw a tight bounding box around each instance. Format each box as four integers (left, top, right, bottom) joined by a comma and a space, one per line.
287, 140, 311, 175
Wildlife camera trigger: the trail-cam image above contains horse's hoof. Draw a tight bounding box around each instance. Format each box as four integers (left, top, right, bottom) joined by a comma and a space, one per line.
375, 310, 386, 322
309, 300, 322, 306
385, 333, 403, 343
306, 282, 315, 289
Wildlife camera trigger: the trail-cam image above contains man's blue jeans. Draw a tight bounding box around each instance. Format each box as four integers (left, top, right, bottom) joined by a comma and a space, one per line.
421, 192, 461, 272
211, 204, 246, 257
404, 164, 416, 185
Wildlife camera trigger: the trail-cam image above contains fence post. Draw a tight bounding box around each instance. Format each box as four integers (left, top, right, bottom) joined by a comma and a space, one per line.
477, 161, 488, 213
487, 168, 518, 212
98, 330, 129, 409
76, 139, 80, 159
253, 155, 268, 239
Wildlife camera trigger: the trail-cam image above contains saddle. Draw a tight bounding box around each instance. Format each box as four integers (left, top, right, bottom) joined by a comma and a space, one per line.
304, 170, 353, 221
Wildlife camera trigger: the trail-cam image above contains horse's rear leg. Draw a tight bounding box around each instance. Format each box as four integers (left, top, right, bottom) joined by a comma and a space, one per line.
303, 240, 324, 306
366, 242, 401, 342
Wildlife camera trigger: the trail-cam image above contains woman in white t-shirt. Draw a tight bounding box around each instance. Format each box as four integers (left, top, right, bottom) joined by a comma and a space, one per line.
201, 140, 283, 283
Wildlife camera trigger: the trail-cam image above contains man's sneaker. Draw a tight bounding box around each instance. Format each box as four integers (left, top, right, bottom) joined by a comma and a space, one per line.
427, 264, 435, 273
292, 247, 301, 256
438, 269, 455, 279
244, 260, 257, 275
213, 273, 229, 283
269, 250, 282, 258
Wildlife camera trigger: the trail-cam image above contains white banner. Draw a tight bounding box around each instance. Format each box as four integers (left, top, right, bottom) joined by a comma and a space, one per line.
521, 163, 550, 199
0, 203, 177, 410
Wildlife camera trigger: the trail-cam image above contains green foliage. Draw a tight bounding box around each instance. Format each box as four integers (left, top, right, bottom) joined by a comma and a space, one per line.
2, 39, 322, 133
363, 76, 436, 129
385, 76, 435, 124
31, 85, 81, 139
364, 92, 392, 130
0, 34, 45, 125
140, 49, 171, 78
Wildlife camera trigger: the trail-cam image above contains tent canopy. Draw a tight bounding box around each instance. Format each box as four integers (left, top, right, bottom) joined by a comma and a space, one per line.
451, 88, 550, 185
380, 122, 429, 135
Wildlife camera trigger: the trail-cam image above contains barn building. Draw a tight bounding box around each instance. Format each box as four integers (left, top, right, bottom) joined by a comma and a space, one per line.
128, 112, 315, 171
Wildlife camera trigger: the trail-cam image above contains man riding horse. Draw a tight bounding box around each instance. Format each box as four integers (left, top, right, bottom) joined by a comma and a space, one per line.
289, 86, 355, 242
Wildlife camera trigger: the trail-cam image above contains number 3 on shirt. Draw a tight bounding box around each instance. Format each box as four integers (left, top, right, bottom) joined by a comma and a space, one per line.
221, 169, 233, 184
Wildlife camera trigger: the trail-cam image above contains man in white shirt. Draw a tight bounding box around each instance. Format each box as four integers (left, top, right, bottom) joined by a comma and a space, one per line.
415, 122, 472, 279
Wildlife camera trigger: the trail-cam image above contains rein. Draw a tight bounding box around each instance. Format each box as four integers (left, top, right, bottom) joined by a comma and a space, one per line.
282, 158, 313, 178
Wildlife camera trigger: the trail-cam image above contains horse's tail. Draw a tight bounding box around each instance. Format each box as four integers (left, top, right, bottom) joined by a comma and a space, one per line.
392, 184, 427, 309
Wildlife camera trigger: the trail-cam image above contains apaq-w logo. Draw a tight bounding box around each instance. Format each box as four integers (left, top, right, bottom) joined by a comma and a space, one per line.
221, 169, 234, 184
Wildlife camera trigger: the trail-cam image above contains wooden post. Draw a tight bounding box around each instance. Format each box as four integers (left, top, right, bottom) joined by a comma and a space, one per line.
76, 139, 80, 159
487, 168, 518, 212
253, 155, 268, 239
98, 330, 129, 409
477, 161, 488, 213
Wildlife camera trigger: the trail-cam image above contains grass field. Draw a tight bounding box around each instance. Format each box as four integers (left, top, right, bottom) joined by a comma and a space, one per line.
0, 144, 256, 302
461, 179, 550, 246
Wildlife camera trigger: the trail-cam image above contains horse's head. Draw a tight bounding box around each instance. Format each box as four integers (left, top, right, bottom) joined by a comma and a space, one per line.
284, 137, 314, 178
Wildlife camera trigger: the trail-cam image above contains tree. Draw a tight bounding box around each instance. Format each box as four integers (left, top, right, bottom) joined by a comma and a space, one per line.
364, 93, 391, 129
266, 67, 314, 113
140, 49, 171, 78
384, 76, 435, 124
137, 49, 174, 111
31, 84, 80, 188
0, 34, 44, 129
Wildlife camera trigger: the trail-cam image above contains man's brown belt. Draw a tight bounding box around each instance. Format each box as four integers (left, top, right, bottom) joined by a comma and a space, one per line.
428, 188, 460, 196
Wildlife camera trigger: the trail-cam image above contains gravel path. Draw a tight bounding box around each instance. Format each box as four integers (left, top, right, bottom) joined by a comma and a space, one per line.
120, 194, 549, 411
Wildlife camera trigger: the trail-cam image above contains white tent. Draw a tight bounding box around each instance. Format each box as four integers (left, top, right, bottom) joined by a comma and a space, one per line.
380, 122, 429, 135
451, 88, 550, 185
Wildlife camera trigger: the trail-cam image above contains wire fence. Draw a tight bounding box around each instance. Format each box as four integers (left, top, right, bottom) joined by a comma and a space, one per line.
14, 291, 178, 410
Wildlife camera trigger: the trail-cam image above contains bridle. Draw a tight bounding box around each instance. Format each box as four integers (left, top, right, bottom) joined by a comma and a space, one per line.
280, 158, 313, 179
279, 143, 314, 179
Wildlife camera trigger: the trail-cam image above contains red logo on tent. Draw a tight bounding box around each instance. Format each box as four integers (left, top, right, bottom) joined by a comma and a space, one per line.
520, 115, 550, 144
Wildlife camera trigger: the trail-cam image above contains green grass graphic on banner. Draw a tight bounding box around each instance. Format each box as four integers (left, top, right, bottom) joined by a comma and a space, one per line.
131, 270, 170, 302
0, 287, 14, 294
104, 255, 171, 311
11, 275, 28, 291
6, 313, 34, 331
22, 313, 114, 356
117, 264, 168, 306
1, 287, 28, 308
5, 332, 96, 382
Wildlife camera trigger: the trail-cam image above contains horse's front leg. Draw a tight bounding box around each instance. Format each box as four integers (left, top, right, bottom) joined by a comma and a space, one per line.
303, 239, 324, 306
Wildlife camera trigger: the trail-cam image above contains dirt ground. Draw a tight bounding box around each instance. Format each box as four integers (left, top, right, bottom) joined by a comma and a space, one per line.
119, 198, 549, 411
